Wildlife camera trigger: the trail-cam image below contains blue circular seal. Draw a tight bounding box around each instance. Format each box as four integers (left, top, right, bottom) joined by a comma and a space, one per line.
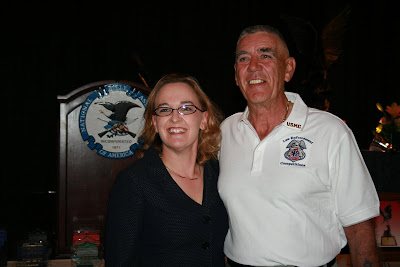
79, 83, 147, 159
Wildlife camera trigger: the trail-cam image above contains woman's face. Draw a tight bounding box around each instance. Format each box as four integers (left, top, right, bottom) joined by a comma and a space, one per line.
152, 82, 208, 154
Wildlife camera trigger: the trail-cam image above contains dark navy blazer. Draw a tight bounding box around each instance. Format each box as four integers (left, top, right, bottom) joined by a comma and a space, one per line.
105, 146, 228, 266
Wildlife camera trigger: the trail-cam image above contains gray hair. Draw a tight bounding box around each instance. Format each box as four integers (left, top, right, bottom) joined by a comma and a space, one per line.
236, 25, 290, 56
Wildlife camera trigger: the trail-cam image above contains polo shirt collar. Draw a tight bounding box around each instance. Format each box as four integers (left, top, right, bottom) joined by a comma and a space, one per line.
283, 92, 308, 131
237, 92, 308, 131
238, 106, 250, 130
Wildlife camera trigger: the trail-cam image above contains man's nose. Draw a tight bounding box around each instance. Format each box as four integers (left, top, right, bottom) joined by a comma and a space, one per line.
248, 57, 261, 72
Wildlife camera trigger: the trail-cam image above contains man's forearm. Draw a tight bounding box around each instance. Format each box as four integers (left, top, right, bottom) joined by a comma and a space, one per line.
344, 219, 380, 266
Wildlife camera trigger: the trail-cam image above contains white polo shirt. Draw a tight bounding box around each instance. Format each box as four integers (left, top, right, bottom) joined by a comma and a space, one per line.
218, 92, 379, 266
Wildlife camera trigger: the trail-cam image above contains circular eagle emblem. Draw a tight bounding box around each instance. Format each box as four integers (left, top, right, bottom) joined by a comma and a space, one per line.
79, 83, 147, 159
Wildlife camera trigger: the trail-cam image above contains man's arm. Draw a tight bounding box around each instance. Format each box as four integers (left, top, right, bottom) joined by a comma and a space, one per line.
344, 219, 380, 266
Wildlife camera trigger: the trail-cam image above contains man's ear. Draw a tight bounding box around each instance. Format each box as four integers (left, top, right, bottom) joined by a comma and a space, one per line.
234, 64, 239, 86
284, 57, 296, 82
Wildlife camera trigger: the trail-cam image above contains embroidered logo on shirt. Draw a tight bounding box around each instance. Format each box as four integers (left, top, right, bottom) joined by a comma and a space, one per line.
280, 136, 313, 167
284, 140, 307, 162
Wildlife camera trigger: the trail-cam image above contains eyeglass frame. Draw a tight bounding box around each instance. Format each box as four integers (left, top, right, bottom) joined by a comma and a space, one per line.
153, 104, 205, 117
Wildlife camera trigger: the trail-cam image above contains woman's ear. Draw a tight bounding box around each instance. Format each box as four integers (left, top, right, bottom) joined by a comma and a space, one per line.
200, 111, 208, 130
152, 115, 158, 133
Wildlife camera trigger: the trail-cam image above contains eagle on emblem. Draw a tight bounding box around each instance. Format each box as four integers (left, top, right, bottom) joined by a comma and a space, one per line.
96, 101, 141, 138
97, 101, 140, 122
284, 140, 307, 162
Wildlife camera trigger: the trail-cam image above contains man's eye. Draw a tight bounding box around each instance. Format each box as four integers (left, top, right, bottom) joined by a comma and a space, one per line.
261, 54, 271, 59
237, 56, 249, 63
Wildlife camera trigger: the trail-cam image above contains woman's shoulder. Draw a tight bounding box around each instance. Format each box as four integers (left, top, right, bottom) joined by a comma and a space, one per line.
114, 146, 159, 185
205, 157, 219, 174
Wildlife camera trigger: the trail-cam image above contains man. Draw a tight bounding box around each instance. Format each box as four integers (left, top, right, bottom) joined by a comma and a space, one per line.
218, 25, 380, 266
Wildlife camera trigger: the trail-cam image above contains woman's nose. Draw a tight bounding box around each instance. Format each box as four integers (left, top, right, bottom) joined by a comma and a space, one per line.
170, 109, 182, 122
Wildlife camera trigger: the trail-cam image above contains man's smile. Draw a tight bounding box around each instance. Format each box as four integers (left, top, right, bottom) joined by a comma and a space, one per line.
248, 79, 265, 85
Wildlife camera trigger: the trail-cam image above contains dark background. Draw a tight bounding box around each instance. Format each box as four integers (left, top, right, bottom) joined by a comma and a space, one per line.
1, 0, 399, 259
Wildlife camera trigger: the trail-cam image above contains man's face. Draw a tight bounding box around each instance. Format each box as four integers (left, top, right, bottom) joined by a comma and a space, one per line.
234, 32, 295, 105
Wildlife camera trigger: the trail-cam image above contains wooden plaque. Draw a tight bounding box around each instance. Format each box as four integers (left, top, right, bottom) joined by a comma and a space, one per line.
57, 81, 151, 256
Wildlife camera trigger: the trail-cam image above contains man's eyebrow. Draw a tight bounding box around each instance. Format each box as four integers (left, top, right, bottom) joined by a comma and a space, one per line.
258, 47, 276, 54
235, 48, 277, 59
235, 51, 248, 58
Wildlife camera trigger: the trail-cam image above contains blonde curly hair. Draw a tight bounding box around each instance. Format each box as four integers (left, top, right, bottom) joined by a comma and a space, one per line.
136, 73, 223, 165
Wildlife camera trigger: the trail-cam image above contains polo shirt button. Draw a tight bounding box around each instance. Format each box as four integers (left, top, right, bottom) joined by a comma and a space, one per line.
202, 241, 210, 250
203, 215, 211, 224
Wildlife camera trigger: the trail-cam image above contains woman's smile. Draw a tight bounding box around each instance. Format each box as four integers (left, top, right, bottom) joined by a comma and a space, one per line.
167, 127, 187, 134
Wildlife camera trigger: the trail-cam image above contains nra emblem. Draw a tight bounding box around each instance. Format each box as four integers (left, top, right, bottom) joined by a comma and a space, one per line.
284, 140, 307, 162
79, 83, 147, 159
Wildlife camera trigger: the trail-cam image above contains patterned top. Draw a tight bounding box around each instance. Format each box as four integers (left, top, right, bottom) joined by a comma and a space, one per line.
105, 146, 228, 266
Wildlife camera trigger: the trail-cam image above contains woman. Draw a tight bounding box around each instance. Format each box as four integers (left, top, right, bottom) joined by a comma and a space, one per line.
105, 74, 228, 266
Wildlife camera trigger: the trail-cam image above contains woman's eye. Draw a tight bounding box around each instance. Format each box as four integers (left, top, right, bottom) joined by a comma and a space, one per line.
159, 108, 171, 113
181, 105, 193, 111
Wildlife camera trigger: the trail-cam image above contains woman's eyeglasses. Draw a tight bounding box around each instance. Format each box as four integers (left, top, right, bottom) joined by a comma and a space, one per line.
153, 105, 205, 117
